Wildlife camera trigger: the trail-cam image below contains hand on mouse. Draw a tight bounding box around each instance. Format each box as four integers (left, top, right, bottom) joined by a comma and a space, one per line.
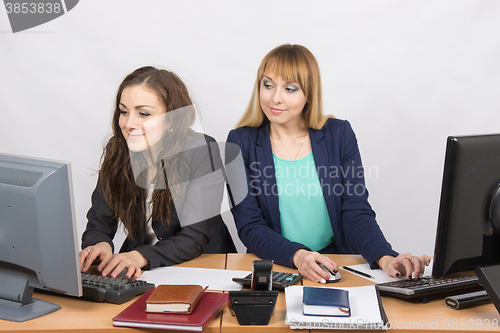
292, 249, 338, 283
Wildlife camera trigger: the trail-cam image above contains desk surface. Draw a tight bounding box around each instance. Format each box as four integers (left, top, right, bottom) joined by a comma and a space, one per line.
0, 254, 226, 333
1, 254, 499, 333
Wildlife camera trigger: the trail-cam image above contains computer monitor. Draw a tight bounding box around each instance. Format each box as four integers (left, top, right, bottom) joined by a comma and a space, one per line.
432, 134, 500, 279
0, 153, 82, 322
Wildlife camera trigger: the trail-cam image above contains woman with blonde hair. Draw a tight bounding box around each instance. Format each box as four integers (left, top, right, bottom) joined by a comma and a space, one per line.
227, 44, 429, 283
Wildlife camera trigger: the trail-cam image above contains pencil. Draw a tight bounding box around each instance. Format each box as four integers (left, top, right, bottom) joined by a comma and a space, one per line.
342, 266, 375, 279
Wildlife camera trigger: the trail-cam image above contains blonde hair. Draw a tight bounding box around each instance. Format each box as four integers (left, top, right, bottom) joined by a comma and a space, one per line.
236, 44, 333, 129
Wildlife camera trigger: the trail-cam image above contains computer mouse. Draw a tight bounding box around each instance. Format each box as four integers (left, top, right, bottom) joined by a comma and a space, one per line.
319, 264, 342, 282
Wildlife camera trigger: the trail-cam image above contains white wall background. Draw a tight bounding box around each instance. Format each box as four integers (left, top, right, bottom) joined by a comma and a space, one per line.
1, 0, 499, 258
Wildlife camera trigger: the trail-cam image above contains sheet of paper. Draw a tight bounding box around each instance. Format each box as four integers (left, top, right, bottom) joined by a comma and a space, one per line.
340, 260, 433, 284
285, 285, 387, 330
139, 267, 250, 291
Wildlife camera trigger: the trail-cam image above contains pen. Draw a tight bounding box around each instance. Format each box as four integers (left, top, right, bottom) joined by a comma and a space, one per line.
342, 266, 375, 279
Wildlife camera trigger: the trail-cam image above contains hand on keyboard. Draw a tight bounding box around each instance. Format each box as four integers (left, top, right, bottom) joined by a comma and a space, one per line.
80, 243, 147, 279
378, 253, 432, 280
81, 272, 154, 304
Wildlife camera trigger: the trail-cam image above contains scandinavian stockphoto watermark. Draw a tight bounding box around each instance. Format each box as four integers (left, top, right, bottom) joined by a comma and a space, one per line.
289, 318, 499, 330
247, 161, 378, 198
3, 0, 79, 33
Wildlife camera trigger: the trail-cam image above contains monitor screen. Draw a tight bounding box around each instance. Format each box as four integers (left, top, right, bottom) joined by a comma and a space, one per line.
432, 134, 500, 279
0, 153, 82, 322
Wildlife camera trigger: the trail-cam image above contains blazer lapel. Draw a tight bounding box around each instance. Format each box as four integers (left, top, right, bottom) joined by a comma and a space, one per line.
256, 124, 282, 233
309, 128, 338, 230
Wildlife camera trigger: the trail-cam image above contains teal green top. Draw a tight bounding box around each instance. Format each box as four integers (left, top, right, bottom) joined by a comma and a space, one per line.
273, 152, 334, 251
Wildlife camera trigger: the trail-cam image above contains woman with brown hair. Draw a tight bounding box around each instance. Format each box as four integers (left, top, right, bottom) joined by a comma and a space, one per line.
227, 44, 429, 283
80, 66, 234, 279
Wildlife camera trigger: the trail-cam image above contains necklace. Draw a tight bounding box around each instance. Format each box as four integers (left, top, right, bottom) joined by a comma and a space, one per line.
272, 134, 307, 161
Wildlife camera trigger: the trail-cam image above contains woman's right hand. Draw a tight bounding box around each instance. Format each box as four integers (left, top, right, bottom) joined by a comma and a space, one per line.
79, 241, 113, 274
292, 249, 338, 283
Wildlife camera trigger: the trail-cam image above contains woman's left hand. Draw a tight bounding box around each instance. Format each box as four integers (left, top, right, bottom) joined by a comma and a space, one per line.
378, 253, 431, 279
100, 250, 148, 279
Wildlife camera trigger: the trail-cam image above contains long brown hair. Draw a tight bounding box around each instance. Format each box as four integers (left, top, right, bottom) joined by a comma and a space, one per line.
99, 66, 195, 240
237, 44, 333, 129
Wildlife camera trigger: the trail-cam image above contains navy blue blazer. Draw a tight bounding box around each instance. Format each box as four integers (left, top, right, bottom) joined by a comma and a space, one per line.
226, 118, 398, 268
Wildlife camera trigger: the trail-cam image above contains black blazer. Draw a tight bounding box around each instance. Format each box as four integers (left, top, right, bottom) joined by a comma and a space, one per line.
82, 133, 235, 269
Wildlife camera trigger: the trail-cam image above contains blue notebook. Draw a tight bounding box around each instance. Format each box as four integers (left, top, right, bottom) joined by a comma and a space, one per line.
302, 287, 350, 317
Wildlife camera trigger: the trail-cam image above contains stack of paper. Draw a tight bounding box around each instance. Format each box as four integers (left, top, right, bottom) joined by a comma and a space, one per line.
285, 285, 388, 330
139, 267, 250, 291
340, 260, 434, 284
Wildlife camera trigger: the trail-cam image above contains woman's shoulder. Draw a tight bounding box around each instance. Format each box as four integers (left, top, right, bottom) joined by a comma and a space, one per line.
180, 131, 221, 164
183, 129, 217, 148
227, 125, 262, 144
229, 125, 260, 136
321, 117, 350, 130
226, 125, 266, 159
316, 117, 355, 137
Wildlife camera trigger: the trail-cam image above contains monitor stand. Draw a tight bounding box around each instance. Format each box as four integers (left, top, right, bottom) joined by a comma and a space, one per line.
0, 268, 61, 322
476, 264, 500, 314
0, 298, 61, 322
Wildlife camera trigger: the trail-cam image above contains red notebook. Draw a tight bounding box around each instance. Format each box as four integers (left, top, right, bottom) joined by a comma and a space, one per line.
113, 288, 228, 331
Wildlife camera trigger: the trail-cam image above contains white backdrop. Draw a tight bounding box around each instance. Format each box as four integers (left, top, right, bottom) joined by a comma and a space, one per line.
1, 0, 499, 258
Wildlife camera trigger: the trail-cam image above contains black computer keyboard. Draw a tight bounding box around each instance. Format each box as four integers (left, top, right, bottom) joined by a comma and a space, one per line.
81, 272, 155, 304
376, 275, 481, 300
232, 271, 303, 290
